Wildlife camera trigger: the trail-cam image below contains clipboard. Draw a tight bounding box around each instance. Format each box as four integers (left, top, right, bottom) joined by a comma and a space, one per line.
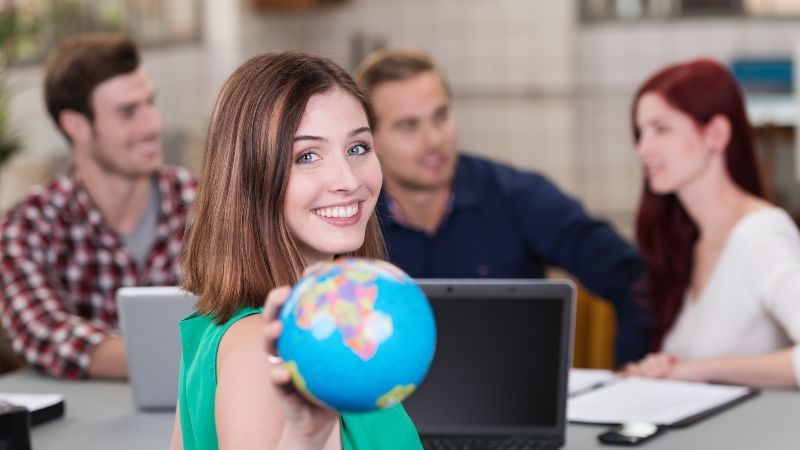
669, 386, 759, 428
567, 376, 759, 427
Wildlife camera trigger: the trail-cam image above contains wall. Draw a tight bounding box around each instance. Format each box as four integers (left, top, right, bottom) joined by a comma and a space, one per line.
243, 0, 580, 193
2, 0, 583, 228
577, 19, 800, 234
0, 43, 222, 209
0, 0, 244, 210
10, 3, 799, 240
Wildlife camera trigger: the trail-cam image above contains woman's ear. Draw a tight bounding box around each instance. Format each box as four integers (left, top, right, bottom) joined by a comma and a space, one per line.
703, 114, 732, 154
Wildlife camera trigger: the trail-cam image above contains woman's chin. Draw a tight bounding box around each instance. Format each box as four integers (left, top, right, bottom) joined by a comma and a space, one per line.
648, 179, 676, 196
325, 239, 366, 257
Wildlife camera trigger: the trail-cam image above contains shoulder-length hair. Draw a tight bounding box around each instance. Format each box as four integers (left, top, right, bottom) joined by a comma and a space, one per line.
632, 58, 764, 347
183, 51, 386, 324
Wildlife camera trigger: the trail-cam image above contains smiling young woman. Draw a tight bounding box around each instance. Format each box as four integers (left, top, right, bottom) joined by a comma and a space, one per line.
172, 52, 422, 450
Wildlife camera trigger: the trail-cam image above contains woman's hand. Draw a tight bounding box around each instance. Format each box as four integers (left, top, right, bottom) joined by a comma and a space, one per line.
263, 286, 339, 448
621, 352, 681, 379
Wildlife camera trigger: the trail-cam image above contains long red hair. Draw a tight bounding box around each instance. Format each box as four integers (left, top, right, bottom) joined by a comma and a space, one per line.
633, 59, 764, 348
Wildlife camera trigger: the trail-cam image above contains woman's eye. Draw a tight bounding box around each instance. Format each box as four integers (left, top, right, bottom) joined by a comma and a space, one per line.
347, 144, 371, 156
296, 152, 320, 164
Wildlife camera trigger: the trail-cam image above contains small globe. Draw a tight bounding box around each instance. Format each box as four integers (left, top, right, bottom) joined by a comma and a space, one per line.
277, 257, 436, 412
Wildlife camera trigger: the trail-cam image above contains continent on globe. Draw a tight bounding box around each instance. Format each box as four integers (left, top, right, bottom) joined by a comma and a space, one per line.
294, 261, 395, 360
376, 384, 417, 409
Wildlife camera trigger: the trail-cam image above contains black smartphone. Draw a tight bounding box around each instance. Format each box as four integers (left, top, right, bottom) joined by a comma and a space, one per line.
597, 422, 664, 445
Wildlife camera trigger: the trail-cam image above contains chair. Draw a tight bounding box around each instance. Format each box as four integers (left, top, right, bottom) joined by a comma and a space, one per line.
548, 270, 616, 369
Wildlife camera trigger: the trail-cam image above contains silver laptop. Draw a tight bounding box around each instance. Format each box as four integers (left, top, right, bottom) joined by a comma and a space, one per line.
116, 286, 197, 410
403, 279, 575, 450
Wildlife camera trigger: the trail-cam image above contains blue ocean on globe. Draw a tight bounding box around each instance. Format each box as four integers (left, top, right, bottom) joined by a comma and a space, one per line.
277, 257, 436, 412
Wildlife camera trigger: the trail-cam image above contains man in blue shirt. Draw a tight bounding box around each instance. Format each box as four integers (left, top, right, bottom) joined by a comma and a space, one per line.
355, 49, 651, 365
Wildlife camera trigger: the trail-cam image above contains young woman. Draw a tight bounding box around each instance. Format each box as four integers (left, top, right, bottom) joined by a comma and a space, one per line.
623, 58, 800, 388
170, 52, 422, 449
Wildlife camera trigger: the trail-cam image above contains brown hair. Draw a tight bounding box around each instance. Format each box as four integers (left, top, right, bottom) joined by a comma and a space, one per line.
44, 33, 140, 136
354, 48, 450, 99
182, 51, 386, 324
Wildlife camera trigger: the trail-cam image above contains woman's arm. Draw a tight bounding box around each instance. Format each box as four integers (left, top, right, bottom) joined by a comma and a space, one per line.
623, 347, 798, 388
669, 347, 797, 388
215, 288, 341, 450
170, 403, 183, 450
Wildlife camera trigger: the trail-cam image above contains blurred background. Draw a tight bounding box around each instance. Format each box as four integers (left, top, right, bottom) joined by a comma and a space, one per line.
2, 0, 800, 239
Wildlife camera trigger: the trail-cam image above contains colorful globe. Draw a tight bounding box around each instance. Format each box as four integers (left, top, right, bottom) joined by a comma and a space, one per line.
277, 257, 436, 412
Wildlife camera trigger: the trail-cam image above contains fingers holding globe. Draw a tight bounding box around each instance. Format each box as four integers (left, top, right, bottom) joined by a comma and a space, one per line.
277, 257, 437, 413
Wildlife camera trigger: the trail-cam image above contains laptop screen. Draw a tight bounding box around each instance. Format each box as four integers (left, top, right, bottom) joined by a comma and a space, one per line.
403, 281, 573, 438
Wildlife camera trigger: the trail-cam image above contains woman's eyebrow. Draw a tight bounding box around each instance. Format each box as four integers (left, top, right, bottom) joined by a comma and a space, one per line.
294, 126, 371, 142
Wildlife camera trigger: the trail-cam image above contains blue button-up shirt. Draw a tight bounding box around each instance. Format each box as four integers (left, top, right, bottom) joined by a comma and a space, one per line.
378, 154, 651, 365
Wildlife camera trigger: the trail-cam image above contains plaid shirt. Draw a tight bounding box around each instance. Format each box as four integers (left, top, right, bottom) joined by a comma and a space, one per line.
0, 166, 196, 379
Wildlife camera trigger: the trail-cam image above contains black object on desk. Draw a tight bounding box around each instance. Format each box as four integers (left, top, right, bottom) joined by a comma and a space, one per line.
28, 398, 64, 427
0, 400, 31, 450
0, 394, 65, 428
598, 423, 664, 446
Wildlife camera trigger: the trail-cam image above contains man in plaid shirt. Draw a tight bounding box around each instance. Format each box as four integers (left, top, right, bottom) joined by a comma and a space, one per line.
0, 34, 196, 379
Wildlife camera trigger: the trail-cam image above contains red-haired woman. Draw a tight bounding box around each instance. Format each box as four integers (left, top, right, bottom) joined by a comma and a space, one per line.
624, 58, 800, 388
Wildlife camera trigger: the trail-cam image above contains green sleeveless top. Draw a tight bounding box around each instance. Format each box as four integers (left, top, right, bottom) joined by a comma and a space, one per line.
178, 306, 423, 450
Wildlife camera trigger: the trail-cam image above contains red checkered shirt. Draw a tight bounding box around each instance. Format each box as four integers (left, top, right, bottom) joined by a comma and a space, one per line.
0, 165, 196, 379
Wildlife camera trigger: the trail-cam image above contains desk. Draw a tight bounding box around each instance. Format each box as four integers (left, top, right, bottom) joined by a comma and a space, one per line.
568, 389, 799, 450
0, 369, 172, 449
1, 369, 798, 449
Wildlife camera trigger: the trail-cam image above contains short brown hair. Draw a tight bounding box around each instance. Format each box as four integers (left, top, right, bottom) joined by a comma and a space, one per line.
44, 33, 140, 133
354, 48, 450, 97
182, 51, 385, 324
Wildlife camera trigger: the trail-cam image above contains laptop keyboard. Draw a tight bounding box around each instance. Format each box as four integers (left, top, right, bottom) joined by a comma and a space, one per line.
421, 436, 559, 450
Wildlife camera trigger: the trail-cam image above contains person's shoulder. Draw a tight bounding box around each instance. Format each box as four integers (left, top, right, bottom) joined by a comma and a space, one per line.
458, 153, 549, 193
158, 165, 197, 206
736, 206, 800, 261
223, 313, 264, 339
1, 174, 75, 228
459, 153, 523, 178
217, 313, 268, 370
738, 205, 796, 235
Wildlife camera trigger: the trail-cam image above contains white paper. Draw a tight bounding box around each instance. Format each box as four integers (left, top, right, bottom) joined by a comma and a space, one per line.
0, 393, 63, 412
568, 368, 615, 395
567, 377, 751, 425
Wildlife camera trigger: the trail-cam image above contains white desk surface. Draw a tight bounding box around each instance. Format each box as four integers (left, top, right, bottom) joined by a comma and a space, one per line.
1, 368, 798, 449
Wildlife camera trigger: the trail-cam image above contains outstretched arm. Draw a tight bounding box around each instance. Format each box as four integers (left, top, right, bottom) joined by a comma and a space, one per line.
513, 172, 652, 364
170, 403, 184, 450
215, 287, 341, 450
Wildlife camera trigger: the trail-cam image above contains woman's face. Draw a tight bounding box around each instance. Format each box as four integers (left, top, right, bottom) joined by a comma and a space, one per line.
635, 92, 715, 195
284, 87, 383, 266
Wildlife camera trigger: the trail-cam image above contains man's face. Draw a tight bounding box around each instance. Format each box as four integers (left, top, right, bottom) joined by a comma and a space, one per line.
371, 71, 457, 192
83, 68, 163, 179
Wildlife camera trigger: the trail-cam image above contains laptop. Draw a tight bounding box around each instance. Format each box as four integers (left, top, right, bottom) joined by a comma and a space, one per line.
116, 286, 197, 410
403, 279, 575, 450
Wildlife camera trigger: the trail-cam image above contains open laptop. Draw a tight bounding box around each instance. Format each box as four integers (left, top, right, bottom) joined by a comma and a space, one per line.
116, 286, 197, 410
404, 279, 575, 450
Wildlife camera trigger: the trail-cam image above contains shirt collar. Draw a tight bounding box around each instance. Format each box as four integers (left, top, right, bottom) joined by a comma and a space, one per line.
65, 166, 174, 239
383, 191, 455, 233
380, 154, 480, 230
